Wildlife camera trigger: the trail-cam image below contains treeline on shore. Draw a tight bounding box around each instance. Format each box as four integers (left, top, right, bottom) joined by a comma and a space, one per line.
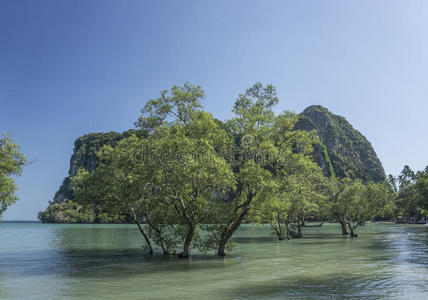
37, 83, 428, 257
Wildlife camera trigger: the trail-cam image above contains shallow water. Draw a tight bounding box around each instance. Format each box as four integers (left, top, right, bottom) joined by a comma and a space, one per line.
0, 222, 427, 299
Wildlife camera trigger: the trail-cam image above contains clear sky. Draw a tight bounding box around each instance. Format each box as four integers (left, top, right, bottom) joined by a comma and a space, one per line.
1, 0, 427, 220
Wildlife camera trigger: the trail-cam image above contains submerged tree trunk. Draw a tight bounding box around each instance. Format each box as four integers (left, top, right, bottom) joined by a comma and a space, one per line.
130, 208, 153, 255
340, 221, 349, 235
134, 218, 153, 255
296, 214, 303, 238
173, 197, 197, 258
273, 214, 285, 240
284, 216, 291, 240
180, 223, 195, 258
289, 214, 303, 238
295, 223, 303, 238
285, 220, 290, 240
217, 192, 254, 256
144, 217, 171, 255
217, 207, 248, 256
335, 213, 349, 235
347, 222, 358, 238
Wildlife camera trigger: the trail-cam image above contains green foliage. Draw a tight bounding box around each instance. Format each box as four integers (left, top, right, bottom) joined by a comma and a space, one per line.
38, 200, 95, 223
213, 84, 282, 252
326, 177, 394, 235
135, 82, 204, 131
42, 130, 146, 222
416, 166, 428, 211
321, 143, 335, 178
73, 83, 236, 256
136, 84, 236, 256
389, 165, 428, 221
257, 152, 326, 239
54, 130, 146, 201
0, 133, 26, 217
295, 105, 386, 182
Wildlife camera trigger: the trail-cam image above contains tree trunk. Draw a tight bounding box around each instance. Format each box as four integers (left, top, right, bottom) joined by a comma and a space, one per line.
274, 214, 285, 240
217, 208, 248, 256
347, 222, 358, 238
217, 193, 253, 256
297, 214, 303, 238
145, 217, 170, 255
134, 219, 153, 255
130, 208, 153, 255
334, 214, 349, 235
180, 223, 195, 258
296, 222, 303, 238
340, 221, 349, 235
284, 217, 291, 240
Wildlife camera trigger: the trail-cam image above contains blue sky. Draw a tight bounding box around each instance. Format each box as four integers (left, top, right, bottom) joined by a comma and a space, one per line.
1, 0, 427, 220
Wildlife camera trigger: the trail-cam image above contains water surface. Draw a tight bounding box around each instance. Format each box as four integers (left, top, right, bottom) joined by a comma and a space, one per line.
1, 222, 427, 299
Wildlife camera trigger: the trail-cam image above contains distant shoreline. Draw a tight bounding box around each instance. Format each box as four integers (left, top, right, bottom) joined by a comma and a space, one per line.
1, 220, 39, 223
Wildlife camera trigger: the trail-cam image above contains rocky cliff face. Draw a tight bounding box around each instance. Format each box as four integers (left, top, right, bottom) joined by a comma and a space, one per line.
295, 105, 386, 182
53, 130, 144, 203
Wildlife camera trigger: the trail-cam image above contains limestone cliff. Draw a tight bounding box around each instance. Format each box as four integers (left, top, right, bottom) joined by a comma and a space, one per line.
53, 129, 144, 203
296, 105, 386, 182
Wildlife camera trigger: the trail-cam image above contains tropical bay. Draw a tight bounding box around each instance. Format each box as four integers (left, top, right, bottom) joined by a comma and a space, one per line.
1, 222, 428, 299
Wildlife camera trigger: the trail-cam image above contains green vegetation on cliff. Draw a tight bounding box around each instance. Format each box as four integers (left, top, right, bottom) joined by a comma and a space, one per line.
53, 130, 145, 203
39, 130, 145, 223
295, 105, 386, 182
38, 200, 95, 223
321, 143, 335, 178
38, 200, 130, 223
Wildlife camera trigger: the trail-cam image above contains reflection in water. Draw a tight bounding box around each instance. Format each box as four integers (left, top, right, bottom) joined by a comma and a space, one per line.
383, 226, 428, 299
0, 223, 427, 299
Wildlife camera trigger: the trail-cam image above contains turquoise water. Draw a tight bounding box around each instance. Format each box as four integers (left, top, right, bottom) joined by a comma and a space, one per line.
0, 222, 427, 299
